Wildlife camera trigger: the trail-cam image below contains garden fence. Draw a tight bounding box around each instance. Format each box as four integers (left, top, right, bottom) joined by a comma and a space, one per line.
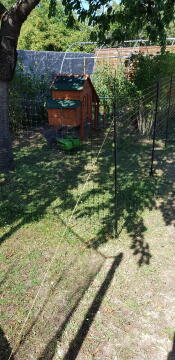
112, 76, 175, 255
0, 75, 175, 356
1, 76, 175, 243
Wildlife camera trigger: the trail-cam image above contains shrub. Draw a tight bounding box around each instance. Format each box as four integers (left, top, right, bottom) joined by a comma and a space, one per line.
92, 63, 139, 109
10, 64, 49, 132
129, 52, 175, 91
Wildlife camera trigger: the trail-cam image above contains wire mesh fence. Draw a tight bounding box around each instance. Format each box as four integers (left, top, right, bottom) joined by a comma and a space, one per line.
0, 80, 116, 358
112, 76, 175, 254
1, 89, 115, 245
1, 75, 175, 240
1, 75, 175, 241
1, 74, 175, 357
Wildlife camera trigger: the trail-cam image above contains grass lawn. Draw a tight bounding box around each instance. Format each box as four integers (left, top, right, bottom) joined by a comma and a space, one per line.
0, 125, 175, 359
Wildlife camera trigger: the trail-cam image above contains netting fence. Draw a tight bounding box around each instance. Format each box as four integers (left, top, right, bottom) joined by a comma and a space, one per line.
112, 76, 175, 264
2, 75, 175, 243
0, 73, 175, 358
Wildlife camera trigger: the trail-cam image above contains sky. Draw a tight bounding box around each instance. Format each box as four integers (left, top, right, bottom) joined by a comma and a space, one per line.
82, 1, 120, 10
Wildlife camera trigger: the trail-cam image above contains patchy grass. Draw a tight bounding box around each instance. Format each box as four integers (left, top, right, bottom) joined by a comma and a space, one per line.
55, 202, 175, 360
0, 126, 175, 359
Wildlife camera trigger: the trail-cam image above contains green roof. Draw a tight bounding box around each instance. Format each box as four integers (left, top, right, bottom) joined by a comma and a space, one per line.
51, 76, 85, 91
47, 99, 82, 109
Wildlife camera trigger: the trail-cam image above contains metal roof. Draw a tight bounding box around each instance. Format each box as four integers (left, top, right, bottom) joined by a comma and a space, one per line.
47, 99, 81, 109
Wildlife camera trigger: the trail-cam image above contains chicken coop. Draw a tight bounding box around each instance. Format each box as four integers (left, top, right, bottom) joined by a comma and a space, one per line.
47, 74, 99, 139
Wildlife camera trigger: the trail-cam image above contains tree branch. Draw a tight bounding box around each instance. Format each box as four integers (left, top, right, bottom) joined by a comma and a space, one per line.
13, 0, 41, 22
0, 2, 7, 15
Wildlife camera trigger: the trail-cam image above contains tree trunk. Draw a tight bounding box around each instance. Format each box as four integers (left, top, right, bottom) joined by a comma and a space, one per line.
0, 80, 13, 172
0, 0, 41, 172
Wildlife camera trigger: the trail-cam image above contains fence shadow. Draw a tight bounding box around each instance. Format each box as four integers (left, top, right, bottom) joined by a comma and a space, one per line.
38, 253, 123, 360
36, 265, 102, 360
167, 333, 175, 360
12, 220, 105, 359
0, 327, 14, 360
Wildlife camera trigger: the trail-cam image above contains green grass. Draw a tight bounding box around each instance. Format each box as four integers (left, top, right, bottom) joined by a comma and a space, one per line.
0, 123, 175, 358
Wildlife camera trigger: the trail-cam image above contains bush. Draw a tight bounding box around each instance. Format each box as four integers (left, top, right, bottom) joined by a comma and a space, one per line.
92, 63, 139, 109
129, 52, 175, 91
10, 64, 49, 132
127, 52, 175, 136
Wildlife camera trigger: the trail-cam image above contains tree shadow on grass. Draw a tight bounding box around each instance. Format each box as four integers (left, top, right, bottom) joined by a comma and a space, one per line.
1, 127, 175, 359
0, 327, 14, 360
1, 123, 174, 269
0, 139, 90, 244
0, 130, 158, 267
157, 150, 175, 228
153, 113, 175, 228
73, 133, 157, 266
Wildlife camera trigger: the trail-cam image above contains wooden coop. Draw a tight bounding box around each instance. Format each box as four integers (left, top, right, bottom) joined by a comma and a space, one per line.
47, 74, 99, 139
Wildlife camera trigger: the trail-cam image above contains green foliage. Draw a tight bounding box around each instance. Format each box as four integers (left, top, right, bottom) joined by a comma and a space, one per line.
92, 63, 139, 107
48, 0, 56, 18
92, 53, 175, 137
62, 0, 175, 46
2, 0, 175, 47
18, 0, 94, 52
130, 52, 175, 91
11, 63, 49, 99
1, 0, 15, 7
126, 52, 175, 136
10, 65, 49, 131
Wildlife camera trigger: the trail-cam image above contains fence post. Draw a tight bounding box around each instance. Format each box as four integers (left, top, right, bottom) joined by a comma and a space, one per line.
84, 57, 86, 75
113, 98, 118, 235
165, 75, 173, 148
150, 80, 160, 176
